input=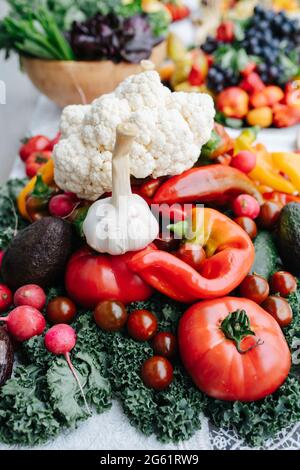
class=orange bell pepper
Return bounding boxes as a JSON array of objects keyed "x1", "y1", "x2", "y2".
[{"x1": 17, "y1": 159, "x2": 54, "y2": 220}]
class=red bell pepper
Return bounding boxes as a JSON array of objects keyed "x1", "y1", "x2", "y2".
[
  {"x1": 128, "y1": 208, "x2": 254, "y2": 303},
  {"x1": 153, "y1": 165, "x2": 264, "y2": 205},
  {"x1": 65, "y1": 246, "x2": 154, "y2": 308},
  {"x1": 263, "y1": 191, "x2": 300, "y2": 207}
]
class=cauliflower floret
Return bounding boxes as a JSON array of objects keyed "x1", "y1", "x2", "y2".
[
  {"x1": 54, "y1": 68, "x2": 215, "y2": 200},
  {"x1": 170, "y1": 92, "x2": 215, "y2": 147},
  {"x1": 114, "y1": 70, "x2": 171, "y2": 111},
  {"x1": 60, "y1": 105, "x2": 91, "y2": 139},
  {"x1": 82, "y1": 95, "x2": 131, "y2": 151}
]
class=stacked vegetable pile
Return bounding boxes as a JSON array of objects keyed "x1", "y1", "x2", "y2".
[
  {"x1": 165, "y1": 5, "x2": 300, "y2": 128},
  {"x1": 0, "y1": 0, "x2": 169, "y2": 63},
  {"x1": 2, "y1": 64, "x2": 300, "y2": 449}
]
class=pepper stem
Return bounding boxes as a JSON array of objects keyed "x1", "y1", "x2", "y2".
[
  {"x1": 111, "y1": 122, "x2": 138, "y2": 209},
  {"x1": 220, "y1": 309, "x2": 261, "y2": 354}
]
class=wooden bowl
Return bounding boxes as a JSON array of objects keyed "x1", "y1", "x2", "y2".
[{"x1": 21, "y1": 41, "x2": 166, "y2": 108}]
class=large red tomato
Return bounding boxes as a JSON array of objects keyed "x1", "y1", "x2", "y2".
[
  {"x1": 178, "y1": 297, "x2": 291, "y2": 401},
  {"x1": 65, "y1": 247, "x2": 153, "y2": 308}
]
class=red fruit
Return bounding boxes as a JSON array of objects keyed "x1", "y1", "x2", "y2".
[
  {"x1": 49, "y1": 194, "x2": 77, "y2": 218},
  {"x1": 241, "y1": 63, "x2": 256, "y2": 77},
  {"x1": 20, "y1": 135, "x2": 51, "y2": 162},
  {"x1": 14, "y1": 284, "x2": 46, "y2": 310},
  {"x1": 231, "y1": 150, "x2": 256, "y2": 174},
  {"x1": 233, "y1": 194, "x2": 260, "y2": 219},
  {"x1": 188, "y1": 64, "x2": 204, "y2": 86},
  {"x1": 240, "y1": 72, "x2": 265, "y2": 94},
  {"x1": 216, "y1": 21, "x2": 235, "y2": 43},
  {"x1": 0, "y1": 284, "x2": 13, "y2": 313},
  {"x1": 127, "y1": 309, "x2": 157, "y2": 342},
  {"x1": 141, "y1": 356, "x2": 173, "y2": 390},
  {"x1": 25, "y1": 151, "x2": 52, "y2": 178},
  {"x1": 3, "y1": 306, "x2": 46, "y2": 342},
  {"x1": 152, "y1": 332, "x2": 177, "y2": 358},
  {"x1": 217, "y1": 87, "x2": 249, "y2": 119}
]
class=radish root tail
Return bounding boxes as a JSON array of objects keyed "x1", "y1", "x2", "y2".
[{"x1": 65, "y1": 352, "x2": 92, "y2": 416}]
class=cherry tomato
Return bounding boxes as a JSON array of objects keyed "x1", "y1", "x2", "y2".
[
  {"x1": 257, "y1": 202, "x2": 281, "y2": 229},
  {"x1": 47, "y1": 297, "x2": 77, "y2": 324},
  {"x1": 127, "y1": 309, "x2": 157, "y2": 342},
  {"x1": 239, "y1": 274, "x2": 270, "y2": 304},
  {"x1": 141, "y1": 356, "x2": 173, "y2": 390},
  {"x1": 232, "y1": 194, "x2": 260, "y2": 219},
  {"x1": 154, "y1": 233, "x2": 180, "y2": 252},
  {"x1": 233, "y1": 216, "x2": 257, "y2": 239},
  {"x1": 176, "y1": 242, "x2": 206, "y2": 271},
  {"x1": 269, "y1": 271, "x2": 297, "y2": 297},
  {"x1": 19, "y1": 135, "x2": 51, "y2": 162},
  {"x1": 94, "y1": 300, "x2": 127, "y2": 331},
  {"x1": 262, "y1": 296, "x2": 293, "y2": 327},
  {"x1": 25, "y1": 195, "x2": 49, "y2": 222},
  {"x1": 152, "y1": 332, "x2": 177, "y2": 358},
  {"x1": 231, "y1": 150, "x2": 256, "y2": 174},
  {"x1": 25, "y1": 151, "x2": 52, "y2": 178},
  {"x1": 0, "y1": 284, "x2": 13, "y2": 313}
]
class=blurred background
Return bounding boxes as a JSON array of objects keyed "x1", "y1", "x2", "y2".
[
  {"x1": 0, "y1": 1, "x2": 38, "y2": 183},
  {"x1": 0, "y1": 0, "x2": 299, "y2": 183}
]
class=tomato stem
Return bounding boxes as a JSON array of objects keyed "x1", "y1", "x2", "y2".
[{"x1": 220, "y1": 309, "x2": 261, "y2": 354}]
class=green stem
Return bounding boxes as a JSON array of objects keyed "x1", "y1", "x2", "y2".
[{"x1": 220, "y1": 309, "x2": 262, "y2": 354}]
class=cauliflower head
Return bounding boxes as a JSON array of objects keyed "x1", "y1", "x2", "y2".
[{"x1": 53, "y1": 68, "x2": 215, "y2": 200}]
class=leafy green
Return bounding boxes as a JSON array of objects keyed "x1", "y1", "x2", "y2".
[
  {"x1": 0, "y1": 178, "x2": 28, "y2": 250},
  {"x1": 1, "y1": 0, "x2": 168, "y2": 59},
  {"x1": 0, "y1": 365, "x2": 60, "y2": 445},
  {"x1": 0, "y1": 7, "x2": 75, "y2": 60}
]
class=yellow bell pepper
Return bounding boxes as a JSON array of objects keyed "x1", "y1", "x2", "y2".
[
  {"x1": 249, "y1": 144, "x2": 296, "y2": 195},
  {"x1": 234, "y1": 128, "x2": 258, "y2": 154},
  {"x1": 17, "y1": 159, "x2": 55, "y2": 221},
  {"x1": 272, "y1": 152, "x2": 300, "y2": 193}
]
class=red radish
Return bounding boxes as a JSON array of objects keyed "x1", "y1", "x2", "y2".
[
  {"x1": 44, "y1": 324, "x2": 91, "y2": 415},
  {"x1": 0, "y1": 250, "x2": 4, "y2": 269},
  {"x1": 14, "y1": 284, "x2": 46, "y2": 310},
  {"x1": 49, "y1": 194, "x2": 78, "y2": 218},
  {"x1": 233, "y1": 194, "x2": 260, "y2": 219},
  {"x1": 231, "y1": 150, "x2": 256, "y2": 174},
  {"x1": 0, "y1": 306, "x2": 46, "y2": 341},
  {"x1": 0, "y1": 284, "x2": 13, "y2": 313}
]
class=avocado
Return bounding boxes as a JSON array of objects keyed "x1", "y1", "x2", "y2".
[
  {"x1": 251, "y1": 230, "x2": 281, "y2": 279},
  {"x1": 1, "y1": 217, "x2": 72, "y2": 289},
  {"x1": 278, "y1": 202, "x2": 300, "y2": 276}
]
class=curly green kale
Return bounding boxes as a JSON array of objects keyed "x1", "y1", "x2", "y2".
[{"x1": 0, "y1": 178, "x2": 28, "y2": 250}]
